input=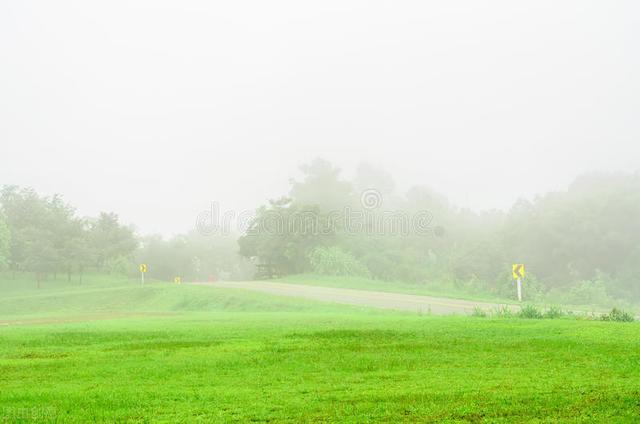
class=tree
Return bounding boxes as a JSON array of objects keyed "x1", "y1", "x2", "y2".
[
  {"x1": 88, "y1": 212, "x2": 137, "y2": 270},
  {"x1": 137, "y1": 231, "x2": 252, "y2": 282},
  {"x1": 60, "y1": 218, "x2": 93, "y2": 282},
  {"x1": 0, "y1": 214, "x2": 10, "y2": 271},
  {"x1": 0, "y1": 186, "x2": 61, "y2": 284},
  {"x1": 308, "y1": 246, "x2": 370, "y2": 277},
  {"x1": 290, "y1": 158, "x2": 354, "y2": 210},
  {"x1": 0, "y1": 186, "x2": 137, "y2": 285},
  {"x1": 238, "y1": 198, "x2": 336, "y2": 276}
]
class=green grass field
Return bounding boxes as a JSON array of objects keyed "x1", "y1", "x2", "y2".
[{"x1": 1, "y1": 274, "x2": 639, "y2": 422}]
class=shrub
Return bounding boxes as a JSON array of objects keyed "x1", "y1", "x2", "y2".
[
  {"x1": 600, "y1": 308, "x2": 635, "y2": 322},
  {"x1": 543, "y1": 306, "x2": 565, "y2": 319},
  {"x1": 471, "y1": 306, "x2": 487, "y2": 317},
  {"x1": 493, "y1": 270, "x2": 547, "y2": 302},
  {"x1": 566, "y1": 277, "x2": 614, "y2": 307},
  {"x1": 488, "y1": 305, "x2": 565, "y2": 320},
  {"x1": 518, "y1": 304, "x2": 543, "y2": 319},
  {"x1": 492, "y1": 306, "x2": 514, "y2": 318}
]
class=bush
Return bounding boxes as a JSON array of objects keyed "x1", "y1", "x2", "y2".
[
  {"x1": 518, "y1": 304, "x2": 543, "y2": 319},
  {"x1": 543, "y1": 305, "x2": 565, "y2": 319},
  {"x1": 492, "y1": 306, "x2": 514, "y2": 318},
  {"x1": 493, "y1": 270, "x2": 547, "y2": 302},
  {"x1": 600, "y1": 308, "x2": 635, "y2": 322},
  {"x1": 471, "y1": 306, "x2": 487, "y2": 318},
  {"x1": 486, "y1": 304, "x2": 567, "y2": 320},
  {"x1": 566, "y1": 277, "x2": 614, "y2": 307}
]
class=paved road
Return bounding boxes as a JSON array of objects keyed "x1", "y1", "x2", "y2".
[{"x1": 190, "y1": 281, "x2": 518, "y2": 315}]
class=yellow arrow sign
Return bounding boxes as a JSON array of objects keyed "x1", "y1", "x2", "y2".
[
  {"x1": 139, "y1": 264, "x2": 148, "y2": 273},
  {"x1": 512, "y1": 264, "x2": 524, "y2": 280},
  {"x1": 174, "y1": 277, "x2": 181, "y2": 284}
]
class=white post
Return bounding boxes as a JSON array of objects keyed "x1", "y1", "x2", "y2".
[
  {"x1": 141, "y1": 271, "x2": 145, "y2": 287},
  {"x1": 517, "y1": 278, "x2": 522, "y2": 302}
]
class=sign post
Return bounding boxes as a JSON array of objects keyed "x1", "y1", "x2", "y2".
[
  {"x1": 174, "y1": 276, "x2": 181, "y2": 285},
  {"x1": 139, "y1": 264, "x2": 148, "y2": 287},
  {"x1": 512, "y1": 264, "x2": 525, "y2": 302}
]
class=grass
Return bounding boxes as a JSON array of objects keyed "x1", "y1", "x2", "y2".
[
  {"x1": 0, "y1": 277, "x2": 359, "y2": 322},
  {"x1": 1, "y1": 275, "x2": 640, "y2": 422}
]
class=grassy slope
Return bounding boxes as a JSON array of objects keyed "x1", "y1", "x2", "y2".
[
  {"x1": 1, "y1": 275, "x2": 639, "y2": 422},
  {"x1": 0, "y1": 274, "x2": 359, "y2": 319}
]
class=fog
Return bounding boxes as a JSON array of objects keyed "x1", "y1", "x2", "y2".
[
  {"x1": 3, "y1": 4, "x2": 640, "y2": 418},
  {"x1": 2, "y1": 1, "x2": 639, "y2": 236}
]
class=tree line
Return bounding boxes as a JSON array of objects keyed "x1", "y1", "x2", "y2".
[
  {"x1": 0, "y1": 186, "x2": 251, "y2": 285},
  {"x1": 239, "y1": 159, "x2": 640, "y2": 305},
  {"x1": 3, "y1": 161, "x2": 638, "y2": 306},
  {"x1": 0, "y1": 186, "x2": 137, "y2": 286}
]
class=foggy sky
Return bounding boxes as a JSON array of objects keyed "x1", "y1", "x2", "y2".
[{"x1": 1, "y1": 1, "x2": 639, "y2": 235}]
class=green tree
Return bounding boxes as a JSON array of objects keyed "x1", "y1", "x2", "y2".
[
  {"x1": 88, "y1": 212, "x2": 137, "y2": 270},
  {"x1": 1, "y1": 186, "x2": 61, "y2": 285},
  {"x1": 239, "y1": 198, "x2": 336, "y2": 276},
  {"x1": 0, "y1": 214, "x2": 10, "y2": 271}
]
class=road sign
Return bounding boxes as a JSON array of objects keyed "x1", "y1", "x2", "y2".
[
  {"x1": 512, "y1": 264, "x2": 524, "y2": 280},
  {"x1": 512, "y1": 264, "x2": 525, "y2": 302},
  {"x1": 139, "y1": 264, "x2": 148, "y2": 287},
  {"x1": 174, "y1": 277, "x2": 181, "y2": 284}
]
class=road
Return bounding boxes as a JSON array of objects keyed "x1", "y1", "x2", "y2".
[{"x1": 190, "y1": 280, "x2": 518, "y2": 315}]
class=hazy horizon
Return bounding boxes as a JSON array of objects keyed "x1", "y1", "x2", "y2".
[{"x1": 2, "y1": 1, "x2": 639, "y2": 235}]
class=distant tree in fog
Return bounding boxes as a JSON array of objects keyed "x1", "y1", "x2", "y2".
[{"x1": 0, "y1": 213, "x2": 10, "y2": 271}]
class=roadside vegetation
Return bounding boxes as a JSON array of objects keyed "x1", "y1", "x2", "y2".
[{"x1": 472, "y1": 304, "x2": 636, "y2": 322}]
